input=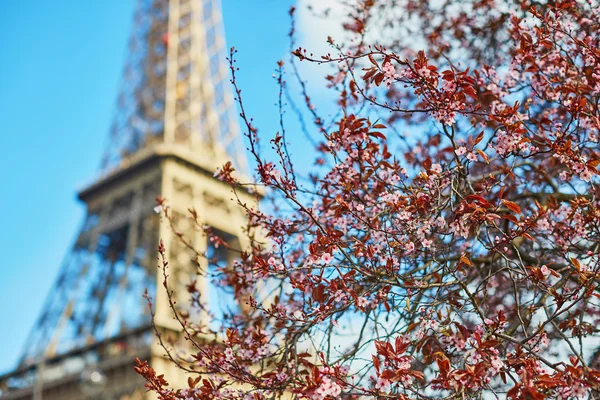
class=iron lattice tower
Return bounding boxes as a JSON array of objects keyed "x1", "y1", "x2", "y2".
[{"x1": 0, "y1": 0, "x2": 253, "y2": 398}]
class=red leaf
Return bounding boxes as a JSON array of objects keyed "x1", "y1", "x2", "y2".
[
  {"x1": 312, "y1": 285, "x2": 326, "y2": 303},
  {"x1": 372, "y1": 355, "x2": 380, "y2": 372},
  {"x1": 473, "y1": 131, "x2": 484, "y2": 145},
  {"x1": 502, "y1": 214, "x2": 519, "y2": 223},
  {"x1": 395, "y1": 336, "x2": 409, "y2": 354},
  {"x1": 502, "y1": 199, "x2": 521, "y2": 214},
  {"x1": 368, "y1": 54, "x2": 378, "y2": 66},
  {"x1": 380, "y1": 369, "x2": 396, "y2": 380},
  {"x1": 409, "y1": 370, "x2": 425, "y2": 380},
  {"x1": 459, "y1": 254, "x2": 473, "y2": 267},
  {"x1": 369, "y1": 131, "x2": 387, "y2": 140},
  {"x1": 463, "y1": 85, "x2": 478, "y2": 100}
]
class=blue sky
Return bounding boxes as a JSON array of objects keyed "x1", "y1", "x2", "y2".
[{"x1": 0, "y1": 0, "x2": 346, "y2": 374}]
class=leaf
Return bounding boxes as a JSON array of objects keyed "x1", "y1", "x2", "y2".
[
  {"x1": 405, "y1": 322, "x2": 419, "y2": 333},
  {"x1": 521, "y1": 232, "x2": 534, "y2": 241},
  {"x1": 463, "y1": 85, "x2": 478, "y2": 100},
  {"x1": 375, "y1": 340, "x2": 389, "y2": 356},
  {"x1": 442, "y1": 70, "x2": 455, "y2": 81},
  {"x1": 435, "y1": 354, "x2": 450, "y2": 375},
  {"x1": 466, "y1": 194, "x2": 494, "y2": 208},
  {"x1": 476, "y1": 149, "x2": 489, "y2": 164},
  {"x1": 395, "y1": 336, "x2": 409, "y2": 354},
  {"x1": 502, "y1": 199, "x2": 521, "y2": 214},
  {"x1": 571, "y1": 258, "x2": 581, "y2": 272},
  {"x1": 369, "y1": 131, "x2": 387, "y2": 140},
  {"x1": 459, "y1": 254, "x2": 473, "y2": 267},
  {"x1": 362, "y1": 68, "x2": 377, "y2": 81},
  {"x1": 368, "y1": 53, "x2": 378, "y2": 66},
  {"x1": 473, "y1": 131, "x2": 484, "y2": 145},
  {"x1": 498, "y1": 187, "x2": 505, "y2": 199},
  {"x1": 409, "y1": 370, "x2": 425, "y2": 380},
  {"x1": 372, "y1": 355, "x2": 380, "y2": 372},
  {"x1": 570, "y1": 355, "x2": 579, "y2": 366},
  {"x1": 588, "y1": 159, "x2": 600, "y2": 169},
  {"x1": 312, "y1": 285, "x2": 326, "y2": 303},
  {"x1": 380, "y1": 370, "x2": 396, "y2": 380}
]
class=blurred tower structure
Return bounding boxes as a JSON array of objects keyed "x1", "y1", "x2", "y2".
[{"x1": 0, "y1": 0, "x2": 253, "y2": 398}]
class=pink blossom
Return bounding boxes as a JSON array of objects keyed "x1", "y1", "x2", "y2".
[
  {"x1": 357, "y1": 296, "x2": 368, "y2": 309},
  {"x1": 489, "y1": 356, "x2": 504, "y2": 375},
  {"x1": 580, "y1": 168, "x2": 593, "y2": 182},
  {"x1": 455, "y1": 146, "x2": 468, "y2": 156},
  {"x1": 312, "y1": 376, "x2": 341, "y2": 399},
  {"x1": 321, "y1": 253, "x2": 333, "y2": 263},
  {"x1": 540, "y1": 265, "x2": 550, "y2": 277},
  {"x1": 375, "y1": 377, "x2": 391, "y2": 391}
]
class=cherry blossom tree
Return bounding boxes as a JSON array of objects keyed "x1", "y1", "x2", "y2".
[{"x1": 136, "y1": 0, "x2": 600, "y2": 398}]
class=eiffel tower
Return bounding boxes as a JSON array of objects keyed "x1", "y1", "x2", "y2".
[{"x1": 0, "y1": 0, "x2": 254, "y2": 398}]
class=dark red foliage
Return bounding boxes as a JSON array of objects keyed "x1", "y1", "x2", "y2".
[{"x1": 137, "y1": 1, "x2": 600, "y2": 398}]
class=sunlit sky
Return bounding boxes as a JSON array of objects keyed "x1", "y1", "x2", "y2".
[{"x1": 0, "y1": 0, "x2": 342, "y2": 374}]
